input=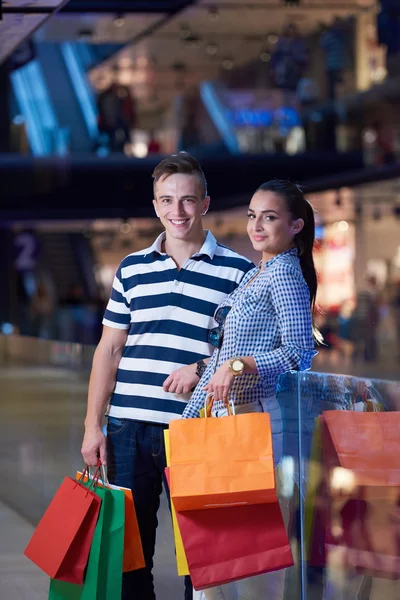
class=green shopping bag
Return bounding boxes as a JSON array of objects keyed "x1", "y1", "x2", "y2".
[{"x1": 49, "y1": 482, "x2": 125, "y2": 599}]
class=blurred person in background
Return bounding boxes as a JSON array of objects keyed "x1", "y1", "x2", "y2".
[
  {"x1": 147, "y1": 131, "x2": 162, "y2": 155},
  {"x1": 337, "y1": 298, "x2": 356, "y2": 366},
  {"x1": 30, "y1": 281, "x2": 55, "y2": 339},
  {"x1": 97, "y1": 82, "x2": 136, "y2": 152},
  {"x1": 353, "y1": 276, "x2": 380, "y2": 363},
  {"x1": 319, "y1": 18, "x2": 349, "y2": 102},
  {"x1": 272, "y1": 23, "x2": 307, "y2": 102},
  {"x1": 81, "y1": 152, "x2": 253, "y2": 600},
  {"x1": 377, "y1": 0, "x2": 400, "y2": 77}
]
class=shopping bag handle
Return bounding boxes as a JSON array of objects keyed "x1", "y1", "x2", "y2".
[
  {"x1": 346, "y1": 382, "x2": 380, "y2": 413},
  {"x1": 75, "y1": 462, "x2": 102, "y2": 495},
  {"x1": 204, "y1": 393, "x2": 235, "y2": 417}
]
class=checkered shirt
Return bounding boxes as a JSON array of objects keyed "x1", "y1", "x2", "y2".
[{"x1": 182, "y1": 248, "x2": 317, "y2": 419}]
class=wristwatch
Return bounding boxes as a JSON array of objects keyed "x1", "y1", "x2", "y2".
[
  {"x1": 195, "y1": 359, "x2": 207, "y2": 379},
  {"x1": 229, "y1": 357, "x2": 245, "y2": 377}
]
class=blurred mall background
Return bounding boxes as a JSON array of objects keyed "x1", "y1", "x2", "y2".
[
  {"x1": 1, "y1": 0, "x2": 400, "y2": 378},
  {"x1": 1, "y1": 2, "x2": 400, "y2": 599}
]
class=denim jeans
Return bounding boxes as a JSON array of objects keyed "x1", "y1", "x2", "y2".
[{"x1": 106, "y1": 417, "x2": 193, "y2": 600}]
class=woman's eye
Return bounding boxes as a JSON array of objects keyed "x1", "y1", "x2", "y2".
[
  {"x1": 247, "y1": 214, "x2": 254, "y2": 219},
  {"x1": 264, "y1": 216, "x2": 276, "y2": 221}
]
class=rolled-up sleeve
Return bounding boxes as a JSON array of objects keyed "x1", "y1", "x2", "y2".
[
  {"x1": 253, "y1": 264, "x2": 316, "y2": 379},
  {"x1": 102, "y1": 264, "x2": 131, "y2": 330}
]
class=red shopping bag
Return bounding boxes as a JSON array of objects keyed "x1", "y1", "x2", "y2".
[
  {"x1": 165, "y1": 468, "x2": 293, "y2": 590},
  {"x1": 24, "y1": 476, "x2": 101, "y2": 584},
  {"x1": 322, "y1": 411, "x2": 400, "y2": 486}
]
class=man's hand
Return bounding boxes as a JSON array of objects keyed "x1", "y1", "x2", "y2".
[
  {"x1": 81, "y1": 427, "x2": 107, "y2": 466},
  {"x1": 163, "y1": 363, "x2": 199, "y2": 395}
]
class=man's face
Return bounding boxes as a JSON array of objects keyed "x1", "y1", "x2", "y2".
[{"x1": 153, "y1": 173, "x2": 210, "y2": 242}]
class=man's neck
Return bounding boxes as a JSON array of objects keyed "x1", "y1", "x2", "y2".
[{"x1": 163, "y1": 231, "x2": 207, "y2": 269}]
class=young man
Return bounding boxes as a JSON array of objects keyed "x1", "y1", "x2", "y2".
[{"x1": 81, "y1": 152, "x2": 253, "y2": 600}]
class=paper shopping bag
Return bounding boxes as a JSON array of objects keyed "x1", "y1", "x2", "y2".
[
  {"x1": 24, "y1": 477, "x2": 101, "y2": 584},
  {"x1": 164, "y1": 430, "x2": 189, "y2": 576},
  {"x1": 76, "y1": 471, "x2": 144, "y2": 573},
  {"x1": 165, "y1": 468, "x2": 293, "y2": 590},
  {"x1": 322, "y1": 410, "x2": 400, "y2": 486},
  {"x1": 169, "y1": 412, "x2": 276, "y2": 512},
  {"x1": 49, "y1": 483, "x2": 125, "y2": 600}
]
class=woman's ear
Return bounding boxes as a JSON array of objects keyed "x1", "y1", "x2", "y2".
[{"x1": 292, "y1": 218, "x2": 304, "y2": 235}]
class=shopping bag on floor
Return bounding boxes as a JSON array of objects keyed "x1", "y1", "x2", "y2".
[
  {"x1": 165, "y1": 468, "x2": 293, "y2": 590},
  {"x1": 322, "y1": 410, "x2": 400, "y2": 486},
  {"x1": 169, "y1": 409, "x2": 276, "y2": 511},
  {"x1": 24, "y1": 475, "x2": 101, "y2": 584},
  {"x1": 76, "y1": 470, "x2": 145, "y2": 573},
  {"x1": 49, "y1": 482, "x2": 125, "y2": 600},
  {"x1": 163, "y1": 430, "x2": 190, "y2": 576}
]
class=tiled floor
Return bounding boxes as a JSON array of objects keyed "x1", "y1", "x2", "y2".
[{"x1": 0, "y1": 501, "x2": 49, "y2": 599}]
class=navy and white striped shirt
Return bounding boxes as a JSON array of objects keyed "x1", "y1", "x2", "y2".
[
  {"x1": 103, "y1": 231, "x2": 253, "y2": 424},
  {"x1": 182, "y1": 249, "x2": 317, "y2": 419}
]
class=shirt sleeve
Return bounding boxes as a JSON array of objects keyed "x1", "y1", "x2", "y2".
[
  {"x1": 102, "y1": 263, "x2": 131, "y2": 330},
  {"x1": 253, "y1": 264, "x2": 316, "y2": 378}
]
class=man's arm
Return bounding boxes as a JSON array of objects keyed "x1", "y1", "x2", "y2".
[
  {"x1": 163, "y1": 358, "x2": 211, "y2": 394},
  {"x1": 81, "y1": 326, "x2": 128, "y2": 466}
]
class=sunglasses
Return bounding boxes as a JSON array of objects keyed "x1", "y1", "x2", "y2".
[{"x1": 208, "y1": 306, "x2": 231, "y2": 348}]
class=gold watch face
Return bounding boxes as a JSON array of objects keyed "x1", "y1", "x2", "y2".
[{"x1": 231, "y1": 359, "x2": 244, "y2": 373}]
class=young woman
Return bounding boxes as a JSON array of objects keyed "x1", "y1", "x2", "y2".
[{"x1": 182, "y1": 179, "x2": 320, "y2": 600}]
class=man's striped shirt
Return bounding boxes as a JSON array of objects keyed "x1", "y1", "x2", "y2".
[{"x1": 103, "y1": 231, "x2": 253, "y2": 424}]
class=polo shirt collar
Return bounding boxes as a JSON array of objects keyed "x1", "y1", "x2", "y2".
[{"x1": 150, "y1": 230, "x2": 217, "y2": 260}]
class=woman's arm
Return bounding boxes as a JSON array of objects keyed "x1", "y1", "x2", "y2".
[{"x1": 197, "y1": 264, "x2": 316, "y2": 402}]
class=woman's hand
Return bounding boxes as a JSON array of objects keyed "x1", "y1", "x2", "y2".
[{"x1": 203, "y1": 361, "x2": 234, "y2": 402}]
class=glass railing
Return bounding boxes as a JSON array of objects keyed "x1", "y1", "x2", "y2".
[{"x1": 1, "y1": 334, "x2": 399, "y2": 599}]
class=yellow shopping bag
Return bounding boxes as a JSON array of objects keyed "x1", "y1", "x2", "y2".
[{"x1": 164, "y1": 430, "x2": 189, "y2": 576}]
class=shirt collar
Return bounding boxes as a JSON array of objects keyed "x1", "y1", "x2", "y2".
[
  {"x1": 258, "y1": 247, "x2": 298, "y2": 270},
  {"x1": 148, "y1": 230, "x2": 216, "y2": 260}
]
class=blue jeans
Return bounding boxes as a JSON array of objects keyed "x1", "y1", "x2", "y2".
[{"x1": 106, "y1": 417, "x2": 193, "y2": 600}]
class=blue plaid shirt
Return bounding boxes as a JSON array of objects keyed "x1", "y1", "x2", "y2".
[{"x1": 182, "y1": 248, "x2": 317, "y2": 419}]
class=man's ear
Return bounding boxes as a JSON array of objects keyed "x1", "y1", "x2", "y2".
[
  {"x1": 202, "y1": 196, "x2": 211, "y2": 216},
  {"x1": 153, "y1": 199, "x2": 160, "y2": 218}
]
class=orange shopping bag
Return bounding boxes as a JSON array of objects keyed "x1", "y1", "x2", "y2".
[
  {"x1": 322, "y1": 410, "x2": 400, "y2": 486},
  {"x1": 76, "y1": 470, "x2": 145, "y2": 572},
  {"x1": 169, "y1": 399, "x2": 276, "y2": 512}
]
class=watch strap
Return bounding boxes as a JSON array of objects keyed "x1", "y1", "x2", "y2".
[{"x1": 196, "y1": 359, "x2": 207, "y2": 379}]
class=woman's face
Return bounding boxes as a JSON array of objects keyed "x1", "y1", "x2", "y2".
[{"x1": 247, "y1": 190, "x2": 304, "y2": 263}]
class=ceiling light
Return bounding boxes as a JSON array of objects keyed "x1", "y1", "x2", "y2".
[
  {"x1": 208, "y1": 6, "x2": 219, "y2": 21},
  {"x1": 222, "y1": 58, "x2": 234, "y2": 70},
  {"x1": 337, "y1": 221, "x2": 349, "y2": 232},
  {"x1": 206, "y1": 42, "x2": 219, "y2": 56},
  {"x1": 267, "y1": 33, "x2": 279, "y2": 45},
  {"x1": 260, "y1": 51, "x2": 271, "y2": 63},
  {"x1": 114, "y1": 14, "x2": 125, "y2": 28}
]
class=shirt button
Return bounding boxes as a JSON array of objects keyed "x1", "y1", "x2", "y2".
[{"x1": 174, "y1": 280, "x2": 180, "y2": 286}]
